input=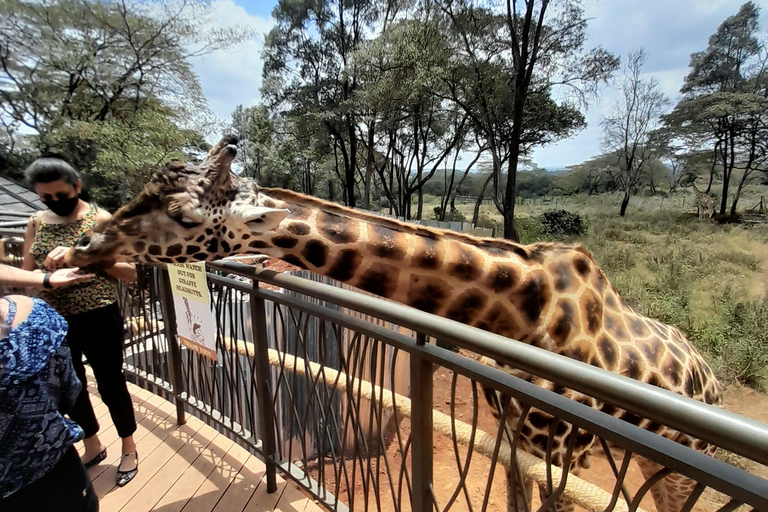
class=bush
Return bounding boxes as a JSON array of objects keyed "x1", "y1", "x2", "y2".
[
  {"x1": 433, "y1": 206, "x2": 467, "y2": 223},
  {"x1": 475, "y1": 213, "x2": 498, "y2": 229},
  {"x1": 538, "y1": 209, "x2": 587, "y2": 236},
  {"x1": 516, "y1": 217, "x2": 547, "y2": 244}
]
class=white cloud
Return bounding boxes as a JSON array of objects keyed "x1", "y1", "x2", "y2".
[{"x1": 188, "y1": 0, "x2": 274, "y2": 128}]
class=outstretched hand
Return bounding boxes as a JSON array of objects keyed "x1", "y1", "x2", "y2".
[
  {"x1": 44, "y1": 246, "x2": 71, "y2": 270},
  {"x1": 49, "y1": 268, "x2": 94, "y2": 288}
]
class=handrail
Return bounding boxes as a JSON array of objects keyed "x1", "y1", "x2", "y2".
[{"x1": 208, "y1": 259, "x2": 768, "y2": 467}]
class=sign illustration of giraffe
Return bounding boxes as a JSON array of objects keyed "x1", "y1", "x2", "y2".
[{"x1": 66, "y1": 136, "x2": 722, "y2": 512}]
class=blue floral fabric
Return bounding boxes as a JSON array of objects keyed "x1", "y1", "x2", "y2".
[{"x1": 0, "y1": 297, "x2": 84, "y2": 498}]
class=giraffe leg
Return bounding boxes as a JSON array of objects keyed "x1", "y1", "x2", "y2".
[
  {"x1": 506, "y1": 466, "x2": 533, "y2": 512},
  {"x1": 637, "y1": 457, "x2": 699, "y2": 512},
  {"x1": 534, "y1": 457, "x2": 586, "y2": 512},
  {"x1": 537, "y1": 482, "x2": 576, "y2": 512}
]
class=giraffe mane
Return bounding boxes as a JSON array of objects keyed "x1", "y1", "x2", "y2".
[{"x1": 264, "y1": 188, "x2": 595, "y2": 261}]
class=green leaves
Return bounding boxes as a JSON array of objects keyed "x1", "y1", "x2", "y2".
[
  {"x1": 0, "y1": 0, "x2": 247, "y2": 210},
  {"x1": 50, "y1": 108, "x2": 202, "y2": 212},
  {"x1": 664, "y1": 2, "x2": 768, "y2": 216}
]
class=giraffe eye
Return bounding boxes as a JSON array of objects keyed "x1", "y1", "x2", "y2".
[{"x1": 174, "y1": 217, "x2": 203, "y2": 229}]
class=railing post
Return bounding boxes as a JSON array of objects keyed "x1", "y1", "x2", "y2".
[
  {"x1": 250, "y1": 283, "x2": 278, "y2": 493},
  {"x1": 411, "y1": 333, "x2": 434, "y2": 512},
  {"x1": 157, "y1": 267, "x2": 186, "y2": 425}
]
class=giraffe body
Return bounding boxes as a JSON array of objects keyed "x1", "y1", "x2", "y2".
[
  {"x1": 66, "y1": 137, "x2": 722, "y2": 512},
  {"x1": 691, "y1": 184, "x2": 717, "y2": 220}
]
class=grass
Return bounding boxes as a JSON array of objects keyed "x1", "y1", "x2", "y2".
[{"x1": 425, "y1": 186, "x2": 768, "y2": 388}]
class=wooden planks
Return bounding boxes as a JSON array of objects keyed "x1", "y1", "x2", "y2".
[{"x1": 80, "y1": 375, "x2": 327, "y2": 512}]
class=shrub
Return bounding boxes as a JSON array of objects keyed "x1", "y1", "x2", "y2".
[
  {"x1": 538, "y1": 209, "x2": 587, "y2": 236},
  {"x1": 475, "y1": 213, "x2": 498, "y2": 229},
  {"x1": 433, "y1": 206, "x2": 467, "y2": 223},
  {"x1": 515, "y1": 217, "x2": 547, "y2": 244}
]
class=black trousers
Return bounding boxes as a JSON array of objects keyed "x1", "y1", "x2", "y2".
[
  {"x1": 0, "y1": 446, "x2": 99, "y2": 512},
  {"x1": 67, "y1": 302, "x2": 137, "y2": 439}
]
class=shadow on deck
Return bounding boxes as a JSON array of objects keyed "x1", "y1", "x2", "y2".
[{"x1": 80, "y1": 375, "x2": 324, "y2": 512}]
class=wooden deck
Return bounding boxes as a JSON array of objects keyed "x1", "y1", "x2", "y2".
[{"x1": 80, "y1": 374, "x2": 326, "y2": 512}]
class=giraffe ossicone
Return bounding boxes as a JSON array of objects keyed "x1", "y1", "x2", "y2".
[{"x1": 66, "y1": 136, "x2": 722, "y2": 512}]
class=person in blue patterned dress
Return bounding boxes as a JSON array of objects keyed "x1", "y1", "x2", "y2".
[{"x1": 0, "y1": 291, "x2": 99, "y2": 512}]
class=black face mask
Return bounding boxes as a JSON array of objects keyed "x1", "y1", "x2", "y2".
[{"x1": 43, "y1": 196, "x2": 79, "y2": 217}]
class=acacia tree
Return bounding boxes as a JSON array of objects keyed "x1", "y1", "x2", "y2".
[
  {"x1": 442, "y1": 0, "x2": 616, "y2": 240},
  {"x1": 601, "y1": 49, "x2": 669, "y2": 216},
  {"x1": 665, "y1": 2, "x2": 768, "y2": 216}
]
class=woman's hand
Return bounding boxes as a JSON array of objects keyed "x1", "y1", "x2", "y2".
[
  {"x1": 49, "y1": 268, "x2": 95, "y2": 288},
  {"x1": 44, "y1": 246, "x2": 71, "y2": 270}
]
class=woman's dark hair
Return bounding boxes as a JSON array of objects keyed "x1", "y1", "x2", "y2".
[{"x1": 24, "y1": 151, "x2": 81, "y2": 188}]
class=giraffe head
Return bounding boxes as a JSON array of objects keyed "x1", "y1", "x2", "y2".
[{"x1": 66, "y1": 135, "x2": 290, "y2": 269}]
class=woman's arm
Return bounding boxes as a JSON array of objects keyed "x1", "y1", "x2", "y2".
[
  {"x1": 22, "y1": 215, "x2": 38, "y2": 271},
  {"x1": 96, "y1": 209, "x2": 137, "y2": 282},
  {"x1": 0, "y1": 264, "x2": 94, "y2": 289}
]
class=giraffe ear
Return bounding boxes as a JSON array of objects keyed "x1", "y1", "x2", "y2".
[{"x1": 238, "y1": 206, "x2": 290, "y2": 232}]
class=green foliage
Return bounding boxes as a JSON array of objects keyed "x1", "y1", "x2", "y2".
[
  {"x1": 664, "y1": 2, "x2": 768, "y2": 216},
  {"x1": 49, "y1": 109, "x2": 205, "y2": 211},
  {"x1": 578, "y1": 210, "x2": 768, "y2": 388},
  {"x1": 433, "y1": 206, "x2": 466, "y2": 223},
  {"x1": 538, "y1": 209, "x2": 587, "y2": 236},
  {"x1": 515, "y1": 217, "x2": 548, "y2": 244},
  {"x1": 0, "y1": 0, "x2": 247, "y2": 209},
  {"x1": 260, "y1": 0, "x2": 616, "y2": 226}
]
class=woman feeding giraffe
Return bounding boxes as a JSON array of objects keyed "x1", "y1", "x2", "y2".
[{"x1": 22, "y1": 153, "x2": 140, "y2": 487}]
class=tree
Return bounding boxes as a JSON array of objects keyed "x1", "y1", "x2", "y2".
[
  {"x1": 1, "y1": 0, "x2": 244, "y2": 135},
  {"x1": 229, "y1": 105, "x2": 274, "y2": 180},
  {"x1": 52, "y1": 103, "x2": 207, "y2": 211},
  {"x1": 442, "y1": 0, "x2": 616, "y2": 240},
  {"x1": 0, "y1": 0, "x2": 247, "y2": 208},
  {"x1": 262, "y1": 0, "x2": 397, "y2": 208},
  {"x1": 602, "y1": 49, "x2": 669, "y2": 216},
  {"x1": 665, "y1": 2, "x2": 767, "y2": 216}
]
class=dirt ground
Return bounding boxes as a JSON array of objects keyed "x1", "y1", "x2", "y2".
[
  {"x1": 430, "y1": 368, "x2": 768, "y2": 512},
  {"x1": 259, "y1": 258, "x2": 767, "y2": 512},
  {"x1": 314, "y1": 369, "x2": 767, "y2": 512}
]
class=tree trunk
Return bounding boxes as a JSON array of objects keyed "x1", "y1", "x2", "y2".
[
  {"x1": 417, "y1": 184, "x2": 424, "y2": 220},
  {"x1": 503, "y1": 76, "x2": 527, "y2": 242},
  {"x1": 705, "y1": 146, "x2": 717, "y2": 195},
  {"x1": 503, "y1": 164, "x2": 520, "y2": 240},
  {"x1": 719, "y1": 130, "x2": 734, "y2": 216},
  {"x1": 731, "y1": 166, "x2": 753, "y2": 217},
  {"x1": 363, "y1": 122, "x2": 375, "y2": 210},
  {"x1": 406, "y1": 195, "x2": 412, "y2": 220},
  {"x1": 619, "y1": 190, "x2": 631, "y2": 217},
  {"x1": 473, "y1": 173, "x2": 494, "y2": 225},
  {"x1": 346, "y1": 120, "x2": 358, "y2": 208}
]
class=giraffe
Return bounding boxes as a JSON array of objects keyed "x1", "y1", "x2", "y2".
[
  {"x1": 65, "y1": 136, "x2": 723, "y2": 512},
  {"x1": 691, "y1": 183, "x2": 717, "y2": 220}
]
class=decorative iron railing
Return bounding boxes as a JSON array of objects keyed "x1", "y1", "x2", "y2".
[{"x1": 115, "y1": 260, "x2": 768, "y2": 512}]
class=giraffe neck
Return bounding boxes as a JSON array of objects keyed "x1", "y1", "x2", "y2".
[{"x1": 252, "y1": 189, "x2": 573, "y2": 343}]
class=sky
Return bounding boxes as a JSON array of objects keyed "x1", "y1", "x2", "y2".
[{"x1": 189, "y1": 0, "x2": 768, "y2": 170}]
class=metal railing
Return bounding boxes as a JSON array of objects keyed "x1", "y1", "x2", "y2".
[{"x1": 115, "y1": 259, "x2": 768, "y2": 512}]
